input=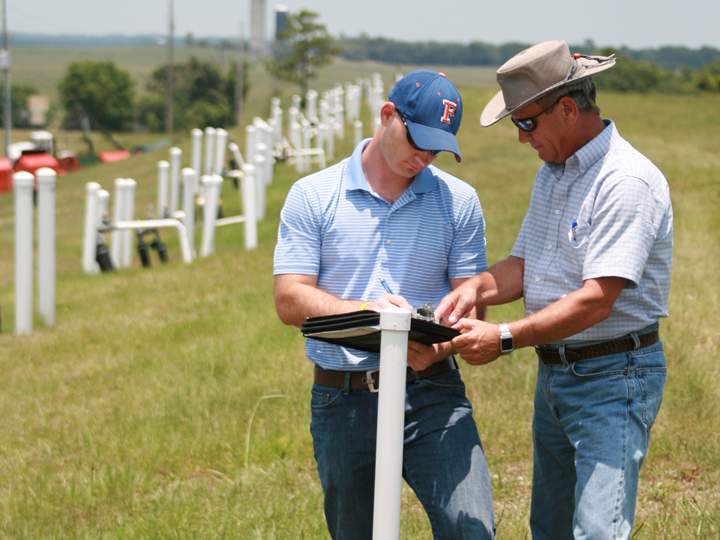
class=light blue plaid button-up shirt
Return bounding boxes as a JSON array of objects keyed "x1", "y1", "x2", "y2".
[
  {"x1": 274, "y1": 139, "x2": 488, "y2": 370},
  {"x1": 511, "y1": 120, "x2": 673, "y2": 343}
]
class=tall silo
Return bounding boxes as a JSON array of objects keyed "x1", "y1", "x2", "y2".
[{"x1": 250, "y1": 0, "x2": 266, "y2": 55}]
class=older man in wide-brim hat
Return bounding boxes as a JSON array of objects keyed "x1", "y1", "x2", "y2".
[{"x1": 436, "y1": 40, "x2": 674, "y2": 540}]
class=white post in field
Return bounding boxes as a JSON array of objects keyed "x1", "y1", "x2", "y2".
[
  {"x1": 245, "y1": 124, "x2": 256, "y2": 166},
  {"x1": 253, "y1": 153, "x2": 266, "y2": 221},
  {"x1": 169, "y1": 147, "x2": 182, "y2": 214},
  {"x1": 157, "y1": 160, "x2": 169, "y2": 217},
  {"x1": 121, "y1": 179, "x2": 136, "y2": 269},
  {"x1": 241, "y1": 163, "x2": 258, "y2": 251},
  {"x1": 204, "y1": 127, "x2": 216, "y2": 175},
  {"x1": 36, "y1": 167, "x2": 56, "y2": 326},
  {"x1": 191, "y1": 128, "x2": 203, "y2": 194},
  {"x1": 215, "y1": 128, "x2": 228, "y2": 175},
  {"x1": 111, "y1": 178, "x2": 126, "y2": 268},
  {"x1": 83, "y1": 181, "x2": 102, "y2": 275},
  {"x1": 200, "y1": 174, "x2": 222, "y2": 257},
  {"x1": 14, "y1": 171, "x2": 35, "y2": 334},
  {"x1": 372, "y1": 307, "x2": 412, "y2": 540},
  {"x1": 181, "y1": 167, "x2": 196, "y2": 259}
]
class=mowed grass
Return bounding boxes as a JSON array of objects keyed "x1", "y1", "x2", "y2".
[{"x1": 0, "y1": 52, "x2": 719, "y2": 538}]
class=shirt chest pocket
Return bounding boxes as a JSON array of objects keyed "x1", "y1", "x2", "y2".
[{"x1": 558, "y1": 219, "x2": 591, "y2": 281}]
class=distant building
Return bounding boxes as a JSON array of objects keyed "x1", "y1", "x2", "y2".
[
  {"x1": 250, "y1": 0, "x2": 266, "y2": 55},
  {"x1": 275, "y1": 4, "x2": 289, "y2": 38}
]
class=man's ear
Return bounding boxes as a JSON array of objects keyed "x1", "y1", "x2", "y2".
[
  {"x1": 379, "y1": 102, "x2": 397, "y2": 126},
  {"x1": 558, "y1": 95, "x2": 580, "y2": 125}
]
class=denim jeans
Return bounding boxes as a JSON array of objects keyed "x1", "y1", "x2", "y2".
[
  {"x1": 530, "y1": 328, "x2": 666, "y2": 540},
  {"x1": 310, "y1": 368, "x2": 495, "y2": 540}
]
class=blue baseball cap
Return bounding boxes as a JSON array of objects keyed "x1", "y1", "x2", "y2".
[{"x1": 388, "y1": 70, "x2": 463, "y2": 162}]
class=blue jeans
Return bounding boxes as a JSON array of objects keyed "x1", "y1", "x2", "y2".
[
  {"x1": 530, "y1": 329, "x2": 666, "y2": 540},
  {"x1": 311, "y1": 368, "x2": 495, "y2": 540}
]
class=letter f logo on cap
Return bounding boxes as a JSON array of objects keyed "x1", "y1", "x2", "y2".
[{"x1": 441, "y1": 99, "x2": 457, "y2": 124}]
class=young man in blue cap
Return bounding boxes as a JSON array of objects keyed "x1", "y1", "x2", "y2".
[{"x1": 274, "y1": 71, "x2": 495, "y2": 539}]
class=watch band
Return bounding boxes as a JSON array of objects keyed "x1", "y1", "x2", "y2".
[{"x1": 499, "y1": 323, "x2": 514, "y2": 355}]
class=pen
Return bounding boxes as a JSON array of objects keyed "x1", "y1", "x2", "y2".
[
  {"x1": 571, "y1": 219, "x2": 578, "y2": 240},
  {"x1": 379, "y1": 277, "x2": 396, "y2": 295}
]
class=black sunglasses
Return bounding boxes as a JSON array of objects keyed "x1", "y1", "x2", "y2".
[
  {"x1": 511, "y1": 90, "x2": 600, "y2": 132},
  {"x1": 397, "y1": 110, "x2": 443, "y2": 156},
  {"x1": 510, "y1": 99, "x2": 558, "y2": 132}
]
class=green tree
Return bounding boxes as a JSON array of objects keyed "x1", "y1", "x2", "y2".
[
  {"x1": 0, "y1": 83, "x2": 40, "y2": 128},
  {"x1": 136, "y1": 56, "x2": 250, "y2": 132},
  {"x1": 593, "y1": 47, "x2": 686, "y2": 94},
  {"x1": 58, "y1": 60, "x2": 135, "y2": 131},
  {"x1": 694, "y1": 58, "x2": 720, "y2": 91},
  {"x1": 266, "y1": 10, "x2": 342, "y2": 95}
]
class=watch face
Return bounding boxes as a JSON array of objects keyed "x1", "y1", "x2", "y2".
[{"x1": 501, "y1": 336, "x2": 513, "y2": 352}]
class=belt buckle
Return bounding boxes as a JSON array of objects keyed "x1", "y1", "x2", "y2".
[{"x1": 363, "y1": 370, "x2": 379, "y2": 393}]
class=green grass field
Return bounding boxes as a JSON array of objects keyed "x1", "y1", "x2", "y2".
[{"x1": 0, "y1": 50, "x2": 718, "y2": 538}]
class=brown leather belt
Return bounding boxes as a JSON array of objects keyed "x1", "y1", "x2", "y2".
[
  {"x1": 314, "y1": 357, "x2": 458, "y2": 393},
  {"x1": 536, "y1": 329, "x2": 659, "y2": 365}
]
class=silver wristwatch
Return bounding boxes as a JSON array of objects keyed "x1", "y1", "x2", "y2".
[{"x1": 499, "y1": 323, "x2": 514, "y2": 355}]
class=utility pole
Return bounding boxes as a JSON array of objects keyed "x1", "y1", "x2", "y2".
[
  {"x1": 165, "y1": 0, "x2": 174, "y2": 134},
  {"x1": 2, "y1": 0, "x2": 10, "y2": 157},
  {"x1": 235, "y1": 21, "x2": 244, "y2": 127}
]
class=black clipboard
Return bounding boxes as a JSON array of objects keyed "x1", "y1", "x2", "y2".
[{"x1": 301, "y1": 311, "x2": 460, "y2": 353}]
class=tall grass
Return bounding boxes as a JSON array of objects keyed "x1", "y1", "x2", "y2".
[{"x1": 0, "y1": 54, "x2": 718, "y2": 538}]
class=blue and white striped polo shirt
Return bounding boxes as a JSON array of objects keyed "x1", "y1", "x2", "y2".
[
  {"x1": 274, "y1": 139, "x2": 488, "y2": 370},
  {"x1": 511, "y1": 121, "x2": 673, "y2": 343}
]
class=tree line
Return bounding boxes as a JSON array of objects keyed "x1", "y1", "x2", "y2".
[
  {"x1": 337, "y1": 36, "x2": 719, "y2": 71},
  {"x1": 4, "y1": 14, "x2": 719, "y2": 133}
]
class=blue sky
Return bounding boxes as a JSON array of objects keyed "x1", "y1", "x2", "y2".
[{"x1": 9, "y1": 0, "x2": 720, "y2": 49}]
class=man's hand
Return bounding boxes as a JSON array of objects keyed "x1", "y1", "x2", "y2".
[
  {"x1": 364, "y1": 293, "x2": 413, "y2": 312},
  {"x1": 451, "y1": 319, "x2": 502, "y2": 365},
  {"x1": 406, "y1": 341, "x2": 453, "y2": 372},
  {"x1": 434, "y1": 282, "x2": 478, "y2": 326}
]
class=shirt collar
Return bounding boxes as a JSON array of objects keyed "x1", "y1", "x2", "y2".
[{"x1": 346, "y1": 138, "x2": 436, "y2": 195}]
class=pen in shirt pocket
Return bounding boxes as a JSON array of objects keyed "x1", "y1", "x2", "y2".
[{"x1": 571, "y1": 219, "x2": 578, "y2": 240}]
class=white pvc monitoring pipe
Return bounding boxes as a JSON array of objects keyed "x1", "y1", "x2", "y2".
[
  {"x1": 373, "y1": 307, "x2": 412, "y2": 540},
  {"x1": 181, "y1": 167, "x2": 196, "y2": 259},
  {"x1": 14, "y1": 171, "x2": 35, "y2": 334},
  {"x1": 169, "y1": 147, "x2": 182, "y2": 215},
  {"x1": 200, "y1": 174, "x2": 223, "y2": 257},
  {"x1": 215, "y1": 128, "x2": 228, "y2": 175},
  {"x1": 36, "y1": 167, "x2": 56, "y2": 326},
  {"x1": 112, "y1": 219, "x2": 192, "y2": 264},
  {"x1": 156, "y1": 161, "x2": 169, "y2": 217},
  {"x1": 121, "y1": 179, "x2": 136, "y2": 269},
  {"x1": 204, "y1": 127, "x2": 216, "y2": 175},
  {"x1": 191, "y1": 128, "x2": 203, "y2": 195},
  {"x1": 83, "y1": 181, "x2": 101, "y2": 275}
]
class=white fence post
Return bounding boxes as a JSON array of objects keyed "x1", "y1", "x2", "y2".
[
  {"x1": 169, "y1": 147, "x2": 182, "y2": 214},
  {"x1": 14, "y1": 171, "x2": 35, "y2": 334},
  {"x1": 372, "y1": 307, "x2": 412, "y2": 540},
  {"x1": 182, "y1": 167, "x2": 197, "y2": 259},
  {"x1": 204, "y1": 127, "x2": 216, "y2": 175},
  {"x1": 156, "y1": 161, "x2": 169, "y2": 217},
  {"x1": 191, "y1": 128, "x2": 203, "y2": 193},
  {"x1": 122, "y1": 179, "x2": 136, "y2": 269},
  {"x1": 254, "y1": 153, "x2": 266, "y2": 221},
  {"x1": 111, "y1": 178, "x2": 125, "y2": 268},
  {"x1": 245, "y1": 125, "x2": 256, "y2": 167},
  {"x1": 215, "y1": 128, "x2": 228, "y2": 176},
  {"x1": 36, "y1": 167, "x2": 56, "y2": 326},
  {"x1": 241, "y1": 163, "x2": 258, "y2": 251},
  {"x1": 83, "y1": 181, "x2": 102, "y2": 275},
  {"x1": 200, "y1": 174, "x2": 222, "y2": 257}
]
